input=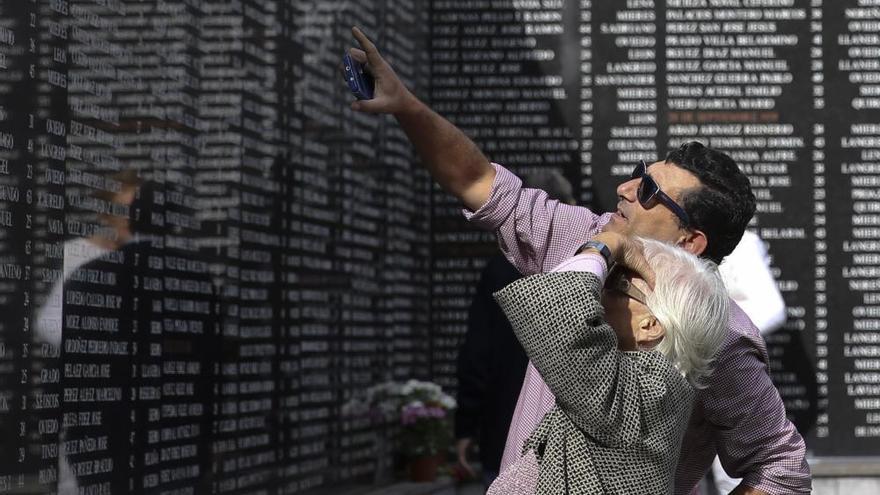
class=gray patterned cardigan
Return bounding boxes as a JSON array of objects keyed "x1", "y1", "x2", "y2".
[{"x1": 494, "y1": 271, "x2": 696, "y2": 494}]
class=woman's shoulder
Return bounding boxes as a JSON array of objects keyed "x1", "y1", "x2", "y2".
[
  {"x1": 493, "y1": 271, "x2": 605, "y2": 319},
  {"x1": 626, "y1": 351, "x2": 694, "y2": 398},
  {"x1": 497, "y1": 270, "x2": 603, "y2": 298}
]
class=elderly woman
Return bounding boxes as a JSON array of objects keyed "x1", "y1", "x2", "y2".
[{"x1": 487, "y1": 232, "x2": 728, "y2": 494}]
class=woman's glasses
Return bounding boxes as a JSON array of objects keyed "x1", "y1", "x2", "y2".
[
  {"x1": 606, "y1": 265, "x2": 648, "y2": 305},
  {"x1": 631, "y1": 160, "x2": 690, "y2": 226}
]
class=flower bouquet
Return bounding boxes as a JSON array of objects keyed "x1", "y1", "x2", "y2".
[{"x1": 343, "y1": 379, "x2": 457, "y2": 481}]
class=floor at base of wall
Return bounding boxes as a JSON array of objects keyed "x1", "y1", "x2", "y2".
[
  {"x1": 430, "y1": 480, "x2": 483, "y2": 495},
  {"x1": 330, "y1": 477, "x2": 484, "y2": 495},
  {"x1": 338, "y1": 476, "x2": 880, "y2": 495},
  {"x1": 812, "y1": 477, "x2": 880, "y2": 495}
]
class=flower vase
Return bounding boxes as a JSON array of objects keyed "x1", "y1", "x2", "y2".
[{"x1": 408, "y1": 453, "x2": 443, "y2": 482}]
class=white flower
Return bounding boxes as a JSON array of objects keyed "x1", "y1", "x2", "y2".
[
  {"x1": 439, "y1": 394, "x2": 457, "y2": 410},
  {"x1": 401, "y1": 380, "x2": 417, "y2": 396},
  {"x1": 341, "y1": 397, "x2": 368, "y2": 416},
  {"x1": 412, "y1": 380, "x2": 441, "y2": 395}
]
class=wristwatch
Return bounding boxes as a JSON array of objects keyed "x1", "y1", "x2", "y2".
[{"x1": 577, "y1": 240, "x2": 613, "y2": 266}]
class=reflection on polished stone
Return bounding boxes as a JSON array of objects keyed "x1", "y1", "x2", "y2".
[{"x1": 0, "y1": 0, "x2": 877, "y2": 493}]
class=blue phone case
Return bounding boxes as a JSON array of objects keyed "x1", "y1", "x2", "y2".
[{"x1": 343, "y1": 53, "x2": 375, "y2": 100}]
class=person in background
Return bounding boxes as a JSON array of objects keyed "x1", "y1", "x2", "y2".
[
  {"x1": 455, "y1": 171, "x2": 577, "y2": 489},
  {"x1": 707, "y1": 230, "x2": 787, "y2": 494},
  {"x1": 718, "y1": 230, "x2": 787, "y2": 336}
]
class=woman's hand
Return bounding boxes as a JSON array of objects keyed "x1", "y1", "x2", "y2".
[{"x1": 591, "y1": 232, "x2": 656, "y2": 288}]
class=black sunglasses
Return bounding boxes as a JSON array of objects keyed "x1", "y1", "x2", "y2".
[{"x1": 631, "y1": 160, "x2": 690, "y2": 226}]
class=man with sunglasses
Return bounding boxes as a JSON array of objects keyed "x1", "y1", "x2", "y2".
[{"x1": 346, "y1": 27, "x2": 810, "y2": 495}]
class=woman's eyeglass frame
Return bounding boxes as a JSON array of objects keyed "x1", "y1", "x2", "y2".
[{"x1": 606, "y1": 265, "x2": 648, "y2": 306}]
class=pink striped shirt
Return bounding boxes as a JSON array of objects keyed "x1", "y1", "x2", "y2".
[{"x1": 464, "y1": 164, "x2": 811, "y2": 494}]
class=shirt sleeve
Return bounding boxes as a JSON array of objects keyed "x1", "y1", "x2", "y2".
[
  {"x1": 703, "y1": 329, "x2": 812, "y2": 493},
  {"x1": 548, "y1": 252, "x2": 608, "y2": 282},
  {"x1": 463, "y1": 163, "x2": 611, "y2": 275}
]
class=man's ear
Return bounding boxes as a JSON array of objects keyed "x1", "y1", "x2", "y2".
[
  {"x1": 636, "y1": 316, "x2": 665, "y2": 348},
  {"x1": 677, "y1": 229, "x2": 708, "y2": 257}
]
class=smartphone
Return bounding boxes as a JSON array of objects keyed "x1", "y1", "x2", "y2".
[{"x1": 343, "y1": 53, "x2": 375, "y2": 100}]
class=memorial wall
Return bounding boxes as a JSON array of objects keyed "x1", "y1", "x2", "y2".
[
  {"x1": 428, "y1": 0, "x2": 880, "y2": 464},
  {"x1": 0, "y1": 0, "x2": 876, "y2": 494},
  {"x1": 0, "y1": 0, "x2": 432, "y2": 493}
]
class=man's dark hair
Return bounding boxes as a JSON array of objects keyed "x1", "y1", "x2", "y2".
[{"x1": 665, "y1": 141, "x2": 756, "y2": 264}]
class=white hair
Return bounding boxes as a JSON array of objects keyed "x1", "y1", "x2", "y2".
[{"x1": 639, "y1": 238, "x2": 729, "y2": 388}]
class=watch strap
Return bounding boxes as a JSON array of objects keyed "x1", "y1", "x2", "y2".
[{"x1": 577, "y1": 240, "x2": 613, "y2": 266}]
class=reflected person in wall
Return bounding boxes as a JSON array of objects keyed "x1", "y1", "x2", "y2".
[
  {"x1": 35, "y1": 170, "x2": 145, "y2": 349},
  {"x1": 34, "y1": 170, "x2": 146, "y2": 495},
  {"x1": 344, "y1": 27, "x2": 811, "y2": 494},
  {"x1": 39, "y1": 175, "x2": 217, "y2": 494},
  {"x1": 33, "y1": 169, "x2": 142, "y2": 495},
  {"x1": 488, "y1": 233, "x2": 727, "y2": 494},
  {"x1": 455, "y1": 171, "x2": 577, "y2": 488}
]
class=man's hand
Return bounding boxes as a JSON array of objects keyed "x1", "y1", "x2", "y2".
[
  {"x1": 344, "y1": 27, "x2": 494, "y2": 211},
  {"x1": 599, "y1": 215, "x2": 626, "y2": 235},
  {"x1": 591, "y1": 232, "x2": 655, "y2": 287},
  {"x1": 455, "y1": 438, "x2": 477, "y2": 479},
  {"x1": 348, "y1": 27, "x2": 419, "y2": 115}
]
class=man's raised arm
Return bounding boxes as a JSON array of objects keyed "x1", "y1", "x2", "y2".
[{"x1": 348, "y1": 27, "x2": 495, "y2": 211}]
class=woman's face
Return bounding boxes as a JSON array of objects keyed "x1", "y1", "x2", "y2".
[{"x1": 601, "y1": 268, "x2": 660, "y2": 351}]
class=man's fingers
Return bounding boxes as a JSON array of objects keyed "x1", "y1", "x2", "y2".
[
  {"x1": 348, "y1": 47, "x2": 367, "y2": 64},
  {"x1": 351, "y1": 100, "x2": 380, "y2": 113},
  {"x1": 351, "y1": 99, "x2": 384, "y2": 113},
  {"x1": 621, "y1": 239, "x2": 656, "y2": 287},
  {"x1": 352, "y1": 27, "x2": 388, "y2": 68},
  {"x1": 352, "y1": 27, "x2": 378, "y2": 56}
]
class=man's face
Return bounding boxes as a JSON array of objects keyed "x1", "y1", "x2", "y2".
[{"x1": 605, "y1": 160, "x2": 702, "y2": 243}]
